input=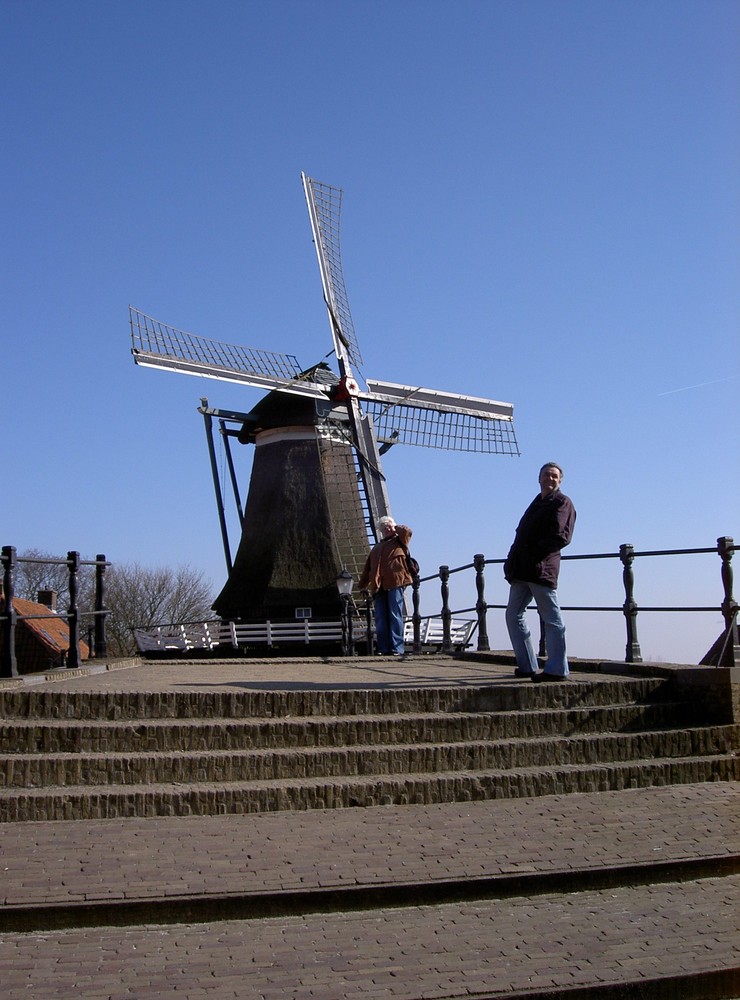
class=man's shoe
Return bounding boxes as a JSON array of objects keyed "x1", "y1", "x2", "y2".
[
  {"x1": 531, "y1": 671, "x2": 568, "y2": 682},
  {"x1": 514, "y1": 668, "x2": 535, "y2": 678}
]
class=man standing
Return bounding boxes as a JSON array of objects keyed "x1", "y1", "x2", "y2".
[
  {"x1": 359, "y1": 516, "x2": 414, "y2": 656},
  {"x1": 504, "y1": 463, "x2": 576, "y2": 681}
]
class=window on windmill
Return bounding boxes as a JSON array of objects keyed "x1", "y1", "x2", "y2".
[{"x1": 295, "y1": 608, "x2": 312, "y2": 620}]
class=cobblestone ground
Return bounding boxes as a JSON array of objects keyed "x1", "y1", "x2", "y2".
[
  {"x1": 1, "y1": 875, "x2": 739, "y2": 999},
  {"x1": 1, "y1": 658, "x2": 738, "y2": 998},
  {"x1": 1, "y1": 784, "x2": 739, "y2": 999},
  {"x1": 1, "y1": 784, "x2": 739, "y2": 908}
]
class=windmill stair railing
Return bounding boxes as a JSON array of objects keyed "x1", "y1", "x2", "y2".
[
  {"x1": 0, "y1": 674, "x2": 738, "y2": 822},
  {"x1": 316, "y1": 414, "x2": 375, "y2": 584}
]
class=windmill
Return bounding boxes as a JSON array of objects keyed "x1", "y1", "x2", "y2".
[{"x1": 130, "y1": 173, "x2": 519, "y2": 626}]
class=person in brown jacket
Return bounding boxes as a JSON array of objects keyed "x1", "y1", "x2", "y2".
[{"x1": 359, "y1": 516, "x2": 414, "y2": 655}]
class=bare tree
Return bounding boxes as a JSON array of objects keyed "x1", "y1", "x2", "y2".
[
  {"x1": 13, "y1": 551, "x2": 214, "y2": 657},
  {"x1": 14, "y1": 548, "x2": 81, "y2": 607},
  {"x1": 104, "y1": 562, "x2": 215, "y2": 656}
]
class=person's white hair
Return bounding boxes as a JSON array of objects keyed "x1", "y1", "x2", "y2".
[{"x1": 377, "y1": 515, "x2": 397, "y2": 541}]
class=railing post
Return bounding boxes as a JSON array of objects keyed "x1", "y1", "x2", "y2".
[
  {"x1": 364, "y1": 591, "x2": 374, "y2": 655},
  {"x1": 717, "y1": 536, "x2": 739, "y2": 668},
  {"x1": 66, "y1": 550, "x2": 80, "y2": 669},
  {"x1": 94, "y1": 554, "x2": 108, "y2": 659},
  {"x1": 538, "y1": 617, "x2": 547, "y2": 658},
  {"x1": 473, "y1": 554, "x2": 490, "y2": 651},
  {"x1": 347, "y1": 602, "x2": 354, "y2": 656},
  {"x1": 1, "y1": 546, "x2": 19, "y2": 678},
  {"x1": 619, "y1": 543, "x2": 642, "y2": 663},
  {"x1": 410, "y1": 575, "x2": 422, "y2": 654},
  {"x1": 339, "y1": 593, "x2": 354, "y2": 656},
  {"x1": 440, "y1": 565, "x2": 452, "y2": 654}
]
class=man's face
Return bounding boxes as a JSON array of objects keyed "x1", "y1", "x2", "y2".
[
  {"x1": 380, "y1": 520, "x2": 397, "y2": 538},
  {"x1": 539, "y1": 465, "x2": 562, "y2": 496}
]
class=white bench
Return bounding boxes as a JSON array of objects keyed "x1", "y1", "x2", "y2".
[
  {"x1": 135, "y1": 618, "x2": 347, "y2": 654},
  {"x1": 134, "y1": 621, "x2": 221, "y2": 653},
  {"x1": 403, "y1": 617, "x2": 477, "y2": 651},
  {"x1": 134, "y1": 617, "x2": 476, "y2": 655}
]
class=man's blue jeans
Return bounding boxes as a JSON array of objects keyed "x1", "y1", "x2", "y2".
[
  {"x1": 374, "y1": 587, "x2": 406, "y2": 654},
  {"x1": 505, "y1": 580, "x2": 569, "y2": 676}
]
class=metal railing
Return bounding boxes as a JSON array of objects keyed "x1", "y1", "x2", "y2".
[
  {"x1": 0, "y1": 547, "x2": 110, "y2": 679},
  {"x1": 3, "y1": 536, "x2": 737, "y2": 671},
  {"x1": 406, "y1": 535, "x2": 738, "y2": 666}
]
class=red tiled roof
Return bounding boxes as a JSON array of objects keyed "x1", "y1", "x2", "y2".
[{"x1": 0, "y1": 596, "x2": 89, "y2": 671}]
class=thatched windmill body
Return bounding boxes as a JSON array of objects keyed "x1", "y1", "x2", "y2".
[{"x1": 130, "y1": 174, "x2": 519, "y2": 624}]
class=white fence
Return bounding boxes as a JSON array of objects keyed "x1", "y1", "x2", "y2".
[{"x1": 133, "y1": 615, "x2": 476, "y2": 655}]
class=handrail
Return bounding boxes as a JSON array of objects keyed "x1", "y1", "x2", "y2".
[
  {"x1": 3, "y1": 537, "x2": 737, "y2": 672},
  {"x1": 0, "y1": 547, "x2": 110, "y2": 678},
  {"x1": 408, "y1": 536, "x2": 738, "y2": 665}
]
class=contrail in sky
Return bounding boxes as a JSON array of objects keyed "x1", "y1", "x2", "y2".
[{"x1": 658, "y1": 374, "x2": 740, "y2": 396}]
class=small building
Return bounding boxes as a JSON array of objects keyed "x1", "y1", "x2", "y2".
[{"x1": 0, "y1": 594, "x2": 89, "y2": 674}]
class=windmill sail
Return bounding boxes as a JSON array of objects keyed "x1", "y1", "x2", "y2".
[
  {"x1": 300, "y1": 175, "x2": 519, "y2": 460},
  {"x1": 302, "y1": 174, "x2": 392, "y2": 531},
  {"x1": 130, "y1": 307, "x2": 519, "y2": 457},
  {"x1": 302, "y1": 173, "x2": 363, "y2": 370},
  {"x1": 361, "y1": 380, "x2": 519, "y2": 455},
  {"x1": 129, "y1": 307, "x2": 326, "y2": 397}
]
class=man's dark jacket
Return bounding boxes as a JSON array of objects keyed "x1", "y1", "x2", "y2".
[{"x1": 504, "y1": 490, "x2": 576, "y2": 588}]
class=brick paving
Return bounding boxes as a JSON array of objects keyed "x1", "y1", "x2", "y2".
[
  {"x1": 0, "y1": 655, "x2": 738, "y2": 998},
  {"x1": 1, "y1": 784, "x2": 738, "y2": 913},
  {"x1": 0, "y1": 651, "x2": 620, "y2": 694},
  {"x1": 1, "y1": 875, "x2": 738, "y2": 998}
]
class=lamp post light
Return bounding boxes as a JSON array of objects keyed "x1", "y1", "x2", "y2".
[{"x1": 336, "y1": 568, "x2": 354, "y2": 656}]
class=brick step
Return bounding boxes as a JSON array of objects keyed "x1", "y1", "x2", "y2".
[
  {"x1": 4, "y1": 852, "x2": 739, "y2": 934},
  {"x1": 2, "y1": 754, "x2": 739, "y2": 821},
  {"x1": 0, "y1": 701, "x2": 700, "y2": 754},
  {"x1": 2, "y1": 725, "x2": 737, "y2": 790},
  {"x1": 0, "y1": 677, "x2": 670, "y2": 720}
]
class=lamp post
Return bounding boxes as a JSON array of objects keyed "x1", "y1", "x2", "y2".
[{"x1": 336, "y1": 568, "x2": 354, "y2": 656}]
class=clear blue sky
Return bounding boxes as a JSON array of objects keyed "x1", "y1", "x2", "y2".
[{"x1": 3, "y1": 0, "x2": 738, "y2": 663}]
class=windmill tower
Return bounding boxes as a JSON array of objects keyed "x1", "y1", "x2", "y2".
[{"x1": 130, "y1": 174, "x2": 519, "y2": 625}]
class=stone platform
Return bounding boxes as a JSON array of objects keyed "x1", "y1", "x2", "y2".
[{"x1": 0, "y1": 652, "x2": 738, "y2": 999}]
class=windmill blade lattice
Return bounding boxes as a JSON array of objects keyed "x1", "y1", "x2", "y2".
[
  {"x1": 129, "y1": 307, "x2": 327, "y2": 397},
  {"x1": 359, "y1": 378, "x2": 519, "y2": 455},
  {"x1": 302, "y1": 174, "x2": 363, "y2": 370},
  {"x1": 362, "y1": 397, "x2": 519, "y2": 454}
]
